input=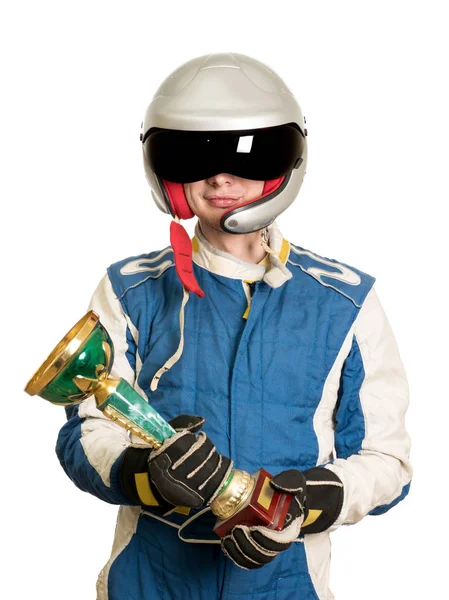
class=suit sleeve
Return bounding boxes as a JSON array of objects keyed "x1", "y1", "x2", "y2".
[
  {"x1": 55, "y1": 274, "x2": 137, "y2": 505},
  {"x1": 323, "y1": 286, "x2": 413, "y2": 530}
]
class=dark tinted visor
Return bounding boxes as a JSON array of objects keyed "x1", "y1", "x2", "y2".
[{"x1": 142, "y1": 123, "x2": 305, "y2": 183}]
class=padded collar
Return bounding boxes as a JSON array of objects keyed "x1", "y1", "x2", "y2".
[{"x1": 191, "y1": 220, "x2": 292, "y2": 288}]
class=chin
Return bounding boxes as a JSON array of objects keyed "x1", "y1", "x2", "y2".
[{"x1": 199, "y1": 217, "x2": 222, "y2": 231}]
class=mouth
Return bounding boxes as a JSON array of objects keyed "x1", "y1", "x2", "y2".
[{"x1": 206, "y1": 196, "x2": 242, "y2": 208}]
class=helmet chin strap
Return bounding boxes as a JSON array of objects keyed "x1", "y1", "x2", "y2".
[
  {"x1": 259, "y1": 224, "x2": 293, "y2": 287},
  {"x1": 260, "y1": 226, "x2": 276, "y2": 255},
  {"x1": 169, "y1": 215, "x2": 205, "y2": 298}
]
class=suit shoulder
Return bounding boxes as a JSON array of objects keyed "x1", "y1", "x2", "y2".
[
  {"x1": 287, "y1": 242, "x2": 376, "y2": 308},
  {"x1": 107, "y1": 246, "x2": 174, "y2": 298}
]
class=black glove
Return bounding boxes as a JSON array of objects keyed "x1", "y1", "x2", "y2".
[
  {"x1": 221, "y1": 466, "x2": 344, "y2": 570},
  {"x1": 221, "y1": 470, "x2": 306, "y2": 570},
  {"x1": 120, "y1": 415, "x2": 233, "y2": 513},
  {"x1": 299, "y1": 466, "x2": 344, "y2": 534}
]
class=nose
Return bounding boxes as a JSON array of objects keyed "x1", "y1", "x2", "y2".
[{"x1": 207, "y1": 173, "x2": 235, "y2": 186}]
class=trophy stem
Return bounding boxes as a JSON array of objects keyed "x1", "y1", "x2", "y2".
[{"x1": 94, "y1": 377, "x2": 176, "y2": 448}]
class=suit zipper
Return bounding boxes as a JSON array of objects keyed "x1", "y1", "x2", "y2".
[{"x1": 242, "y1": 280, "x2": 257, "y2": 319}]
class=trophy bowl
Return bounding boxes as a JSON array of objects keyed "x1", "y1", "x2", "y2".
[
  {"x1": 25, "y1": 312, "x2": 112, "y2": 405},
  {"x1": 25, "y1": 311, "x2": 176, "y2": 447}
]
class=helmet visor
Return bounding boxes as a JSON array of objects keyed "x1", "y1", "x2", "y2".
[{"x1": 142, "y1": 124, "x2": 305, "y2": 183}]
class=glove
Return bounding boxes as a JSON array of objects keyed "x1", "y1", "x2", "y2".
[
  {"x1": 119, "y1": 415, "x2": 233, "y2": 513},
  {"x1": 221, "y1": 469, "x2": 306, "y2": 570},
  {"x1": 221, "y1": 466, "x2": 344, "y2": 570}
]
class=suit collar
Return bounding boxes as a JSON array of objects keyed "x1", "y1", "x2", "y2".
[{"x1": 191, "y1": 220, "x2": 292, "y2": 288}]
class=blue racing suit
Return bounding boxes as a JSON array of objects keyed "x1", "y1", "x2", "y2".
[{"x1": 56, "y1": 220, "x2": 412, "y2": 600}]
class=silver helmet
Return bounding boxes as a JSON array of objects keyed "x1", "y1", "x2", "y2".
[{"x1": 141, "y1": 52, "x2": 308, "y2": 234}]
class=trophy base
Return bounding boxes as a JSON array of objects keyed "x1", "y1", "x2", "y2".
[{"x1": 213, "y1": 468, "x2": 292, "y2": 538}]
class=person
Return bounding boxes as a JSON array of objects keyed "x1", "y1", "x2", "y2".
[{"x1": 55, "y1": 52, "x2": 412, "y2": 600}]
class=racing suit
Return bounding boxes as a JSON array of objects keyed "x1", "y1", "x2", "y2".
[{"x1": 56, "y1": 219, "x2": 412, "y2": 600}]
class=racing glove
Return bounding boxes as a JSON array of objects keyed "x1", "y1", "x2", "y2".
[
  {"x1": 119, "y1": 415, "x2": 233, "y2": 513},
  {"x1": 221, "y1": 467, "x2": 344, "y2": 570},
  {"x1": 221, "y1": 470, "x2": 306, "y2": 570}
]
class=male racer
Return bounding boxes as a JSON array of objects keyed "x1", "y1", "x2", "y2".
[{"x1": 56, "y1": 52, "x2": 412, "y2": 600}]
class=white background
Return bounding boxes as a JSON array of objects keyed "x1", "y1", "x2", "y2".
[{"x1": 1, "y1": 1, "x2": 447, "y2": 598}]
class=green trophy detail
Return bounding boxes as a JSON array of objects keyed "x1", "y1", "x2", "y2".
[
  {"x1": 96, "y1": 379, "x2": 176, "y2": 446},
  {"x1": 25, "y1": 311, "x2": 256, "y2": 523}
]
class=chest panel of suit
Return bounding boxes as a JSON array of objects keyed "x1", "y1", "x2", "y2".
[{"x1": 133, "y1": 263, "x2": 358, "y2": 475}]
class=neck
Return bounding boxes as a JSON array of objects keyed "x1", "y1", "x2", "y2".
[{"x1": 198, "y1": 220, "x2": 268, "y2": 264}]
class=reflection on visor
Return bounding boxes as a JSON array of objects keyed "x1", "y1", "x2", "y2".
[
  {"x1": 142, "y1": 124, "x2": 305, "y2": 183},
  {"x1": 236, "y1": 135, "x2": 254, "y2": 153}
]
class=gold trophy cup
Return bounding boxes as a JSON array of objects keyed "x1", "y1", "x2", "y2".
[{"x1": 24, "y1": 311, "x2": 289, "y2": 535}]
